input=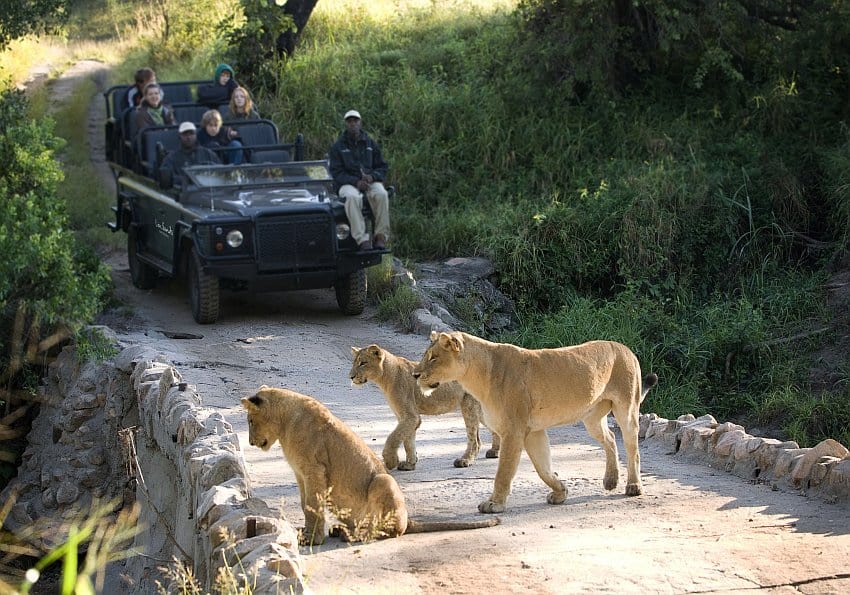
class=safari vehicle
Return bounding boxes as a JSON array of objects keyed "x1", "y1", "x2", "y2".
[{"x1": 103, "y1": 82, "x2": 387, "y2": 324}]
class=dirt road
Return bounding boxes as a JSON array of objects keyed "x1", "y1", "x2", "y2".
[{"x1": 79, "y1": 62, "x2": 850, "y2": 594}]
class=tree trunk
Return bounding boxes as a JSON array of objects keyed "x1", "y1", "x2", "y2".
[{"x1": 276, "y1": 0, "x2": 319, "y2": 57}]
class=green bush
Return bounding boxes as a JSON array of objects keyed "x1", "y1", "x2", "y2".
[{"x1": 0, "y1": 89, "x2": 110, "y2": 384}]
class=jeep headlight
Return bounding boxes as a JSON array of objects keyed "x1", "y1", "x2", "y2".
[
  {"x1": 336, "y1": 223, "x2": 351, "y2": 240},
  {"x1": 226, "y1": 229, "x2": 244, "y2": 248}
]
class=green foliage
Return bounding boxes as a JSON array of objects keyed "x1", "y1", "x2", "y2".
[
  {"x1": 75, "y1": 327, "x2": 119, "y2": 364},
  {"x1": 142, "y1": 0, "x2": 239, "y2": 66},
  {"x1": 5, "y1": 499, "x2": 141, "y2": 595},
  {"x1": 375, "y1": 284, "x2": 420, "y2": 330},
  {"x1": 0, "y1": 0, "x2": 67, "y2": 49},
  {"x1": 506, "y1": 267, "x2": 827, "y2": 441},
  {"x1": 226, "y1": 0, "x2": 295, "y2": 88},
  {"x1": 0, "y1": 89, "x2": 110, "y2": 385}
]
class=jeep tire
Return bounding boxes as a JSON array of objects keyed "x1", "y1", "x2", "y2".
[
  {"x1": 335, "y1": 269, "x2": 367, "y2": 315},
  {"x1": 128, "y1": 225, "x2": 157, "y2": 289},
  {"x1": 188, "y1": 246, "x2": 220, "y2": 324}
]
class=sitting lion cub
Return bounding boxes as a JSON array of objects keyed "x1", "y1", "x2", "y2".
[
  {"x1": 349, "y1": 344, "x2": 499, "y2": 470},
  {"x1": 241, "y1": 385, "x2": 500, "y2": 545},
  {"x1": 413, "y1": 331, "x2": 658, "y2": 514}
]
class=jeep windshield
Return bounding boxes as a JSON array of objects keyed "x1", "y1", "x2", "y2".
[{"x1": 184, "y1": 160, "x2": 333, "y2": 189}]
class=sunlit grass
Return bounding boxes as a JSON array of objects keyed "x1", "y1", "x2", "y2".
[
  {"x1": 315, "y1": 0, "x2": 514, "y2": 19},
  {"x1": 0, "y1": 37, "x2": 68, "y2": 91}
]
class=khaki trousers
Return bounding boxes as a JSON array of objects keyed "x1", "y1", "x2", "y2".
[{"x1": 340, "y1": 182, "x2": 390, "y2": 244}]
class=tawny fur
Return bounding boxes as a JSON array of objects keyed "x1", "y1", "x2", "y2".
[
  {"x1": 413, "y1": 331, "x2": 658, "y2": 514},
  {"x1": 241, "y1": 386, "x2": 500, "y2": 545},
  {"x1": 349, "y1": 344, "x2": 500, "y2": 470}
]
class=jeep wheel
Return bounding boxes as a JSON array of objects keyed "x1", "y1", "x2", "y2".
[
  {"x1": 335, "y1": 269, "x2": 367, "y2": 315},
  {"x1": 128, "y1": 226, "x2": 157, "y2": 289},
  {"x1": 188, "y1": 246, "x2": 220, "y2": 324}
]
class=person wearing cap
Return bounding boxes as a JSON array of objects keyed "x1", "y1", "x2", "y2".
[
  {"x1": 159, "y1": 122, "x2": 221, "y2": 189},
  {"x1": 329, "y1": 109, "x2": 390, "y2": 250}
]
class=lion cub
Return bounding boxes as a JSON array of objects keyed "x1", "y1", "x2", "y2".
[
  {"x1": 241, "y1": 386, "x2": 500, "y2": 545},
  {"x1": 350, "y1": 344, "x2": 500, "y2": 470}
]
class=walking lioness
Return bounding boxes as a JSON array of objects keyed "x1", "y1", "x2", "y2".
[
  {"x1": 349, "y1": 344, "x2": 499, "y2": 470},
  {"x1": 413, "y1": 331, "x2": 658, "y2": 514},
  {"x1": 241, "y1": 386, "x2": 500, "y2": 544}
]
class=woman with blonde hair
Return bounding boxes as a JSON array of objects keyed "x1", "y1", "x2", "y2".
[{"x1": 224, "y1": 86, "x2": 260, "y2": 120}]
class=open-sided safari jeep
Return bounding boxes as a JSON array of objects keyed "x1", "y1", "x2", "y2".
[{"x1": 104, "y1": 82, "x2": 387, "y2": 324}]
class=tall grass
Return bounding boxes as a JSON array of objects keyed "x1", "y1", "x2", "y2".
[{"x1": 243, "y1": 0, "x2": 850, "y2": 446}]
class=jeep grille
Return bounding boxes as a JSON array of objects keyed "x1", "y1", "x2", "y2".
[{"x1": 256, "y1": 214, "x2": 336, "y2": 272}]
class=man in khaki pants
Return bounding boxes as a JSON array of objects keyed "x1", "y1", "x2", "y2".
[{"x1": 329, "y1": 109, "x2": 390, "y2": 250}]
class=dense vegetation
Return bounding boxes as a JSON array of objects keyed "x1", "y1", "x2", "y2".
[
  {"x1": 0, "y1": 90, "x2": 110, "y2": 387},
  {"x1": 3, "y1": 0, "x2": 850, "y2": 450},
  {"x1": 248, "y1": 0, "x2": 850, "y2": 447}
]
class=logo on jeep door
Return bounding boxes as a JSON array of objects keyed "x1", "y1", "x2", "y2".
[{"x1": 155, "y1": 219, "x2": 174, "y2": 238}]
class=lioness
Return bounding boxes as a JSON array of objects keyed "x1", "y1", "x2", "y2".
[
  {"x1": 241, "y1": 386, "x2": 500, "y2": 544},
  {"x1": 413, "y1": 331, "x2": 658, "y2": 514},
  {"x1": 349, "y1": 344, "x2": 500, "y2": 470}
]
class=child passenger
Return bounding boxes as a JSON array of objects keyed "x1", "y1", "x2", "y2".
[
  {"x1": 197, "y1": 109, "x2": 243, "y2": 165},
  {"x1": 223, "y1": 86, "x2": 260, "y2": 120},
  {"x1": 197, "y1": 63, "x2": 239, "y2": 107}
]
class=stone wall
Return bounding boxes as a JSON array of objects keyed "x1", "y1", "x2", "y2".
[
  {"x1": 1, "y1": 339, "x2": 136, "y2": 545},
  {"x1": 1, "y1": 338, "x2": 305, "y2": 594},
  {"x1": 112, "y1": 344, "x2": 305, "y2": 593},
  {"x1": 640, "y1": 413, "x2": 850, "y2": 502}
]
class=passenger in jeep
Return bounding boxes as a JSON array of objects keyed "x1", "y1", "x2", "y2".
[
  {"x1": 198, "y1": 109, "x2": 244, "y2": 164},
  {"x1": 329, "y1": 109, "x2": 390, "y2": 251},
  {"x1": 159, "y1": 122, "x2": 221, "y2": 189},
  {"x1": 197, "y1": 63, "x2": 239, "y2": 107},
  {"x1": 134, "y1": 83, "x2": 176, "y2": 138},
  {"x1": 223, "y1": 86, "x2": 260, "y2": 120},
  {"x1": 124, "y1": 67, "x2": 156, "y2": 109}
]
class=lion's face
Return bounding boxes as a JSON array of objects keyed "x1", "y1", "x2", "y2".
[
  {"x1": 241, "y1": 394, "x2": 277, "y2": 451},
  {"x1": 413, "y1": 332, "x2": 464, "y2": 393},
  {"x1": 349, "y1": 345, "x2": 384, "y2": 385}
]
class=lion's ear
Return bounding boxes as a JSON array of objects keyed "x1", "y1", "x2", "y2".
[
  {"x1": 429, "y1": 330, "x2": 439, "y2": 341},
  {"x1": 351, "y1": 346, "x2": 360, "y2": 356},
  {"x1": 245, "y1": 392, "x2": 267, "y2": 409},
  {"x1": 439, "y1": 332, "x2": 463, "y2": 352},
  {"x1": 367, "y1": 344, "x2": 382, "y2": 357}
]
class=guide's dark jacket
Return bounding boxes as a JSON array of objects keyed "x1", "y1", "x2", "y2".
[{"x1": 328, "y1": 130, "x2": 388, "y2": 194}]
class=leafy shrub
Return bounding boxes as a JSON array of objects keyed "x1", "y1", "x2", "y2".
[{"x1": 0, "y1": 89, "x2": 110, "y2": 385}]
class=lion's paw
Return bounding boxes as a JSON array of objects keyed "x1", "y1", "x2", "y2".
[
  {"x1": 547, "y1": 491, "x2": 567, "y2": 505},
  {"x1": 478, "y1": 499, "x2": 506, "y2": 514},
  {"x1": 625, "y1": 483, "x2": 642, "y2": 496},
  {"x1": 298, "y1": 529, "x2": 326, "y2": 546},
  {"x1": 453, "y1": 458, "x2": 472, "y2": 468},
  {"x1": 485, "y1": 448, "x2": 500, "y2": 459},
  {"x1": 382, "y1": 455, "x2": 399, "y2": 470},
  {"x1": 397, "y1": 461, "x2": 416, "y2": 471}
]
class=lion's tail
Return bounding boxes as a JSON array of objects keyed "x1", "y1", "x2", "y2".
[
  {"x1": 406, "y1": 516, "x2": 500, "y2": 534},
  {"x1": 640, "y1": 373, "x2": 658, "y2": 403}
]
